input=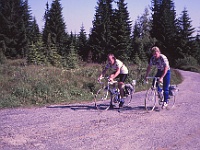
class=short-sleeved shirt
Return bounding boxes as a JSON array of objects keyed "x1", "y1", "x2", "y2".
[
  {"x1": 105, "y1": 59, "x2": 128, "y2": 74},
  {"x1": 149, "y1": 54, "x2": 170, "y2": 71}
]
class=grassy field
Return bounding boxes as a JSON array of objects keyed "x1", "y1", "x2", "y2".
[{"x1": 0, "y1": 59, "x2": 183, "y2": 108}]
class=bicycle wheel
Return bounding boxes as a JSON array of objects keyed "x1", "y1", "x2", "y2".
[
  {"x1": 94, "y1": 87, "x2": 111, "y2": 110},
  {"x1": 125, "y1": 85, "x2": 135, "y2": 106},
  {"x1": 166, "y1": 95, "x2": 176, "y2": 110},
  {"x1": 145, "y1": 88, "x2": 157, "y2": 111}
]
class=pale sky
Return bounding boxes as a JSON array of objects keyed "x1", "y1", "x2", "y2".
[{"x1": 29, "y1": 0, "x2": 200, "y2": 34}]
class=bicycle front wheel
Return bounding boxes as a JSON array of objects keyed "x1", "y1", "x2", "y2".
[
  {"x1": 145, "y1": 88, "x2": 157, "y2": 111},
  {"x1": 94, "y1": 87, "x2": 111, "y2": 110}
]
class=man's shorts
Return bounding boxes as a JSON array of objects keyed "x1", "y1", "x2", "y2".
[{"x1": 116, "y1": 74, "x2": 128, "y2": 82}]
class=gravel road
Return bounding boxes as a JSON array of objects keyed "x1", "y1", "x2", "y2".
[{"x1": 1, "y1": 70, "x2": 200, "y2": 150}]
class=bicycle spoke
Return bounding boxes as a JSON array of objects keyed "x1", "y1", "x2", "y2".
[
  {"x1": 94, "y1": 87, "x2": 112, "y2": 110},
  {"x1": 145, "y1": 88, "x2": 156, "y2": 111},
  {"x1": 166, "y1": 95, "x2": 176, "y2": 110}
]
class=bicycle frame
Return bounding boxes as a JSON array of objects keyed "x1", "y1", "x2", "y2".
[{"x1": 94, "y1": 77, "x2": 119, "y2": 110}]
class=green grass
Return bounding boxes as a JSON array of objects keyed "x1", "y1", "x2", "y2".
[{"x1": 0, "y1": 59, "x2": 183, "y2": 108}]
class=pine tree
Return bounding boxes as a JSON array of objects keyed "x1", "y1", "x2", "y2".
[
  {"x1": 195, "y1": 34, "x2": 200, "y2": 64},
  {"x1": 42, "y1": 2, "x2": 50, "y2": 46},
  {"x1": 112, "y1": 0, "x2": 132, "y2": 61},
  {"x1": 89, "y1": 0, "x2": 114, "y2": 62},
  {"x1": 176, "y1": 8, "x2": 197, "y2": 58},
  {"x1": 27, "y1": 40, "x2": 45, "y2": 65},
  {"x1": 151, "y1": 0, "x2": 178, "y2": 62},
  {"x1": 45, "y1": 33, "x2": 62, "y2": 67},
  {"x1": 21, "y1": 0, "x2": 32, "y2": 44},
  {"x1": 131, "y1": 8, "x2": 156, "y2": 63},
  {"x1": 30, "y1": 17, "x2": 41, "y2": 44},
  {"x1": 77, "y1": 24, "x2": 88, "y2": 61},
  {"x1": 0, "y1": 0, "x2": 27, "y2": 58},
  {"x1": 65, "y1": 44, "x2": 79, "y2": 69},
  {"x1": 43, "y1": 0, "x2": 66, "y2": 55}
]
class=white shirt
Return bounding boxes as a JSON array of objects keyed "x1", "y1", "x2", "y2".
[
  {"x1": 105, "y1": 59, "x2": 128, "y2": 74},
  {"x1": 149, "y1": 54, "x2": 170, "y2": 71}
]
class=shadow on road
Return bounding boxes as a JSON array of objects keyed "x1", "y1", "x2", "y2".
[
  {"x1": 46, "y1": 104, "x2": 96, "y2": 111},
  {"x1": 46, "y1": 104, "x2": 146, "y2": 113}
]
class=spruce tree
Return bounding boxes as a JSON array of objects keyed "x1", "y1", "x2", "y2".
[
  {"x1": 48, "y1": 0, "x2": 67, "y2": 55},
  {"x1": 176, "y1": 8, "x2": 196, "y2": 58},
  {"x1": 42, "y1": 2, "x2": 50, "y2": 46},
  {"x1": 112, "y1": 0, "x2": 132, "y2": 61},
  {"x1": 0, "y1": 0, "x2": 27, "y2": 58},
  {"x1": 27, "y1": 40, "x2": 45, "y2": 65},
  {"x1": 132, "y1": 8, "x2": 156, "y2": 63},
  {"x1": 45, "y1": 33, "x2": 62, "y2": 67},
  {"x1": 65, "y1": 44, "x2": 79, "y2": 69},
  {"x1": 151, "y1": 0, "x2": 178, "y2": 62},
  {"x1": 77, "y1": 24, "x2": 88, "y2": 61},
  {"x1": 30, "y1": 17, "x2": 41, "y2": 44},
  {"x1": 89, "y1": 0, "x2": 114, "y2": 62},
  {"x1": 195, "y1": 34, "x2": 200, "y2": 64}
]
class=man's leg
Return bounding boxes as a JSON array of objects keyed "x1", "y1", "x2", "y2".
[
  {"x1": 118, "y1": 74, "x2": 128, "y2": 107},
  {"x1": 163, "y1": 70, "x2": 171, "y2": 103}
]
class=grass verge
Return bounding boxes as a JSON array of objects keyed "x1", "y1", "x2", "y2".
[{"x1": 0, "y1": 59, "x2": 183, "y2": 108}]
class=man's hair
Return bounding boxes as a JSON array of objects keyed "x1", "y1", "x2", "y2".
[
  {"x1": 107, "y1": 53, "x2": 116, "y2": 60},
  {"x1": 151, "y1": 46, "x2": 161, "y2": 53}
]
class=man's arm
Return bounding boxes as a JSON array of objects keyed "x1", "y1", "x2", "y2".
[
  {"x1": 98, "y1": 68, "x2": 108, "y2": 80},
  {"x1": 145, "y1": 65, "x2": 152, "y2": 79},
  {"x1": 159, "y1": 65, "x2": 169, "y2": 82},
  {"x1": 109, "y1": 67, "x2": 120, "y2": 81}
]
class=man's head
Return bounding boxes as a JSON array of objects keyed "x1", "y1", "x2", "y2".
[
  {"x1": 151, "y1": 46, "x2": 161, "y2": 58},
  {"x1": 107, "y1": 53, "x2": 116, "y2": 65}
]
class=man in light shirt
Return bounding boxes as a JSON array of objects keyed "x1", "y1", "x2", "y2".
[
  {"x1": 98, "y1": 54, "x2": 128, "y2": 108},
  {"x1": 145, "y1": 46, "x2": 171, "y2": 108}
]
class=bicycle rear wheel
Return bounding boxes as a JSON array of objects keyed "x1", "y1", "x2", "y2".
[
  {"x1": 94, "y1": 87, "x2": 111, "y2": 110},
  {"x1": 145, "y1": 88, "x2": 157, "y2": 111},
  {"x1": 124, "y1": 84, "x2": 135, "y2": 106}
]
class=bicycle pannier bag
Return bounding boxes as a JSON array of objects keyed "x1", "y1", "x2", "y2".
[{"x1": 169, "y1": 85, "x2": 178, "y2": 96}]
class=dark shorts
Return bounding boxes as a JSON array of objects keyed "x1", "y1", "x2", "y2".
[{"x1": 116, "y1": 74, "x2": 128, "y2": 82}]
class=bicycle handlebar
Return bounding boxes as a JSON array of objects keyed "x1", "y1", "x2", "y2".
[
  {"x1": 98, "y1": 77, "x2": 118, "y2": 85},
  {"x1": 145, "y1": 76, "x2": 162, "y2": 85}
]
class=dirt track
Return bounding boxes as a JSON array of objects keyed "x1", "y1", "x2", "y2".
[{"x1": 1, "y1": 70, "x2": 200, "y2": 150}]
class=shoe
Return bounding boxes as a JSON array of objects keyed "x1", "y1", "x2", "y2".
[
  {"x1": 119, "y1": 99, "x2": 124, "y2": 108},
  {"x1": 109, "y1": 104, "x2": 114, "y2": 109},
  {"x1": 162, "y1": 102, "x2": 168, "y2": 109}
]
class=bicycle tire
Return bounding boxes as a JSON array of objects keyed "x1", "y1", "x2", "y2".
[
  {"x1": 125, "y1": 85, "x2": 135, "y2": 105},
  {"x1": 166, "y1": 95, "x2": 176, "y2": 110},
  {"x1": 94, "y1": 87, "x2": 111, "y2": 110},
  {"x1": 145, "y1": 88, "x2": 157, "y2": 111}
]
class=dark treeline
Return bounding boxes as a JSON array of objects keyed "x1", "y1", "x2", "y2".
[{"x1": 0, "y1": 0, "x2": 200, "y2": 68}]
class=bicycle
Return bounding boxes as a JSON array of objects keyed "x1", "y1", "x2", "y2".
[
  {"x1": 94, "y1": 77, "x2": 136, "y2": 110},
  {"x1": 145, "y1": 77, "x2": 179, "y2": 111}
]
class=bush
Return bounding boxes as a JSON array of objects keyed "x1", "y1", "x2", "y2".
[{"x1": 175, "y1": 56, "x2": 200, "y2": 72}]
